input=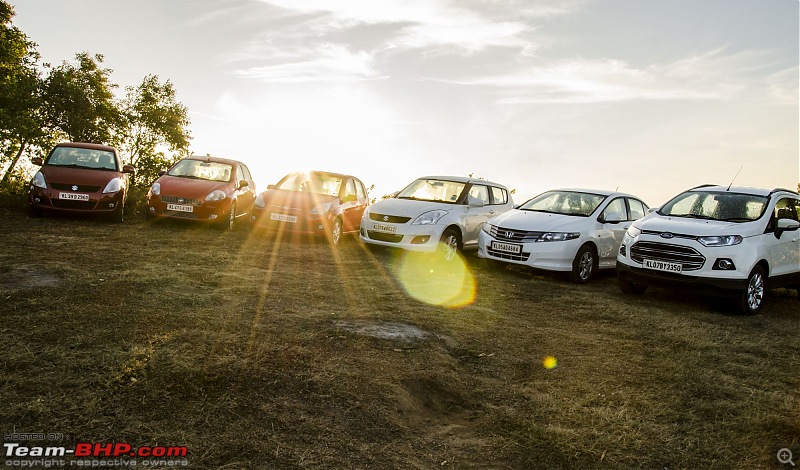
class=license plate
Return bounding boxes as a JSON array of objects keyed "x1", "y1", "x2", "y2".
[
  {"x1": 166, "y1": 203, "x2": 194, "y2": 213},
  {"x1": 59, "y1": 192, "x2": 89, "y2": 201},
  {"x1": 372, "y1": 223, "x2": 396, "y2": 233},
  {"x1": 643, "y1": 258, "x2": 683, "y2": 273},
  {"x1": 491, "y1": 241, "x2": 522, "y2": 254},
  {"x1": 271, "y1": 213, "x2": 297, "y2": 223}
]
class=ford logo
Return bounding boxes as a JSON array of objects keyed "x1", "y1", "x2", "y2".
[{"x1": 660, "y1": 232, "x2": 674, "y2": 239}]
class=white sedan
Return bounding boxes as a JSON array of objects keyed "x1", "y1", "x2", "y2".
[
  {"x1": 478, "y1": 188, "x2": 649, "y2": 282},
  {"x1": 360, "y1": 176, "x2": 514, "y2": 260}
]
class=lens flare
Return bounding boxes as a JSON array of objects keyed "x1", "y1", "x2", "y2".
[
  {"x1": 394, "y1": 251, "x2": 476, "y2": 308},
  {"x1": 543, "y1": 356, "x2": 557, "y2": 369}
]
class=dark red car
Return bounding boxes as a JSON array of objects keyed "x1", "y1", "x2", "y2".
[
  {"x1": 250, "y1": 171, "x2": 369, "y2": 245},
  {"x1": 28, "y1": 142, "x2": 135, "y2": 222},
  {"x1": 146, "y1": 156, "x2": 256, "y2": 229}
]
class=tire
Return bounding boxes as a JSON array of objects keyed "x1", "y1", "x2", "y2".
[
  {"x1": 568, "y1": 245, "x2": 596, "y2": 284},
  {"x1": 110, "y1": 203, "x2": 124, "y2": 223},
  {"x1": 483, "y1": 258, "x2": 508, "y2": 272},
  {"x1": 331, "y1": 218, "x2": 343, "y2": 246},
  {"x1": 438, "y1": 228, "x2": 461, "y2": 261},
  {"x1": 219, "y1": 201, "x2": 236, "y2": 231},
  {"x1": 28, "y1": 204, "x2": 42, "y2": 218},
  {"x1": 618, "y1": 276, "x2": 647, "y2": 295},
  {"x1": 736, "y1": 266, "x2": 766, "y2": 315}
]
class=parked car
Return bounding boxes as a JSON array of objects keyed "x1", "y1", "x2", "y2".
[
  {"x1": 478, "y1": 189, "x2": 649, "y2": 283},
  {"x1": 616, "y1": 185, "x2": 800, "y2": 314},
  {"x1": 250, "y1": 171, "x2": 370, "y2": 245},
  {"x1": 360, "y1": 176, "x2": 514, "y2": 260},
  {"x1": 146, "y1": 156, "x2": 256, "y2": 229},
  {"x1": 28, "y1": 142, "x2": 134, "y2": 222}
]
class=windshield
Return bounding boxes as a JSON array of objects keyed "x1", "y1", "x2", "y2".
[
  {"x1": 168, "y1": 159, "x2": 232, "y2": 182},
  {"x1": 396, "y1": 179, "x2": 466, "y2": 204},
  {"x1": 275, "y1": 172, "x2": 343, "y2": 196},
  {"x1": 659, "y1": 191, "x2": 768, "y2": 222},
  {"x1": 46, "y1": 147, "x2": 117, "y2": 171},
  {"x1": 519, "y1": 191, "x2": 607, "y2": 217}
]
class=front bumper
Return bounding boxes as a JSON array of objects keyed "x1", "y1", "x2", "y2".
[
  {"x1": 147, "y1": 196, "x2": 231, "y2": 223},
  {"x1": 250, "y1": 208, "x2": 333, "y2": 235},
  {"x1": 477, "y1": 230, "x2": 580, "y2": 272},
  {"x1": 359, "y1": 220, "x2": 445, "y2": 253},
  {"x1": 616, "y1": 258, "x2": 748, "y2": 296},
  {"x1": 29, "y1": 187, "x2": 124, "y2": 214}
]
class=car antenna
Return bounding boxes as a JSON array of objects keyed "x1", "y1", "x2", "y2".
[{"x1": 726, "y1": 166, "x2": 743, "y2": 191}]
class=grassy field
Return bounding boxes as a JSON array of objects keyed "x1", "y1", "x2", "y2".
[{"x1": 1, "y1": 209, "x2": 798, "y2": 469}]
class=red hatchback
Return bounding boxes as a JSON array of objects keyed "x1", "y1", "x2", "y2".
[
  {"x1": 146, "y1": 156, "x2": 256, "y2": 229},
  {"x1": 28, "y1": 142, "x2": 134, "y2": 222},
  {"x1": 250, "y1": 171, "x2": 369, "y2": 245}
]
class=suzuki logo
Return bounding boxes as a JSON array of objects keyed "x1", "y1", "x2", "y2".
[
  {"x1": 71, "y1": 185, "x2": 78, "y2": 191},
  {"x1": 660, "y1": 232, "x2": 674, "y2": 239},
  {"x1": 383, "y1": 215, "x2": 389, "y2": 222},
  {"x1": 505, "y1": 231, "x2": 514, "y2": 238}
]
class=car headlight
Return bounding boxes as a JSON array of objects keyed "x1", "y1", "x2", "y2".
[
  {"x1": 150, "y1": 182, "x2": 160, "y2": 196},
  {"x1": 31, "y1": 171, "x2": 46, "y2": 189},
  {"x1": 412, "y1": 209, "x2": 448, "y2": 225},
  {"x1": 538, "y1": 232, "x2": 580, "y2": 242},
  {"x1": 698, "y1": 235, "x2": 743, "y2": 247},
  {"x1": 626, "y1": 225, "x2": 641, "y2": 237},
  {"x1": 482, "y1": 223, "x2": 494, "y2": 234},
  {"x1": 311, "y1": 202, "x2": 333, "y2": 215},
  {"x1": 205, "y1": 190, "x2": 227, "y2": 202},
  {"x1": 102, "y1": 177, "x2": 123, "y2": 194},
  {"x1": 254, "y1": 193, "x2": 265, "y2": 208}
]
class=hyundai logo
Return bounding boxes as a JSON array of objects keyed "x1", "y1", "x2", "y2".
[
  {"x1": 660, "y1": 232, "x2": 674, "y2": 239},
  {"x1": 383, "y1": 215, "x2": 389, "y2": 222},
  {"x1": 71, "y1": 185, "x2": 78, "y2": 191},
  {"x1": 505, "y1": 231, "x2": 514, "y2": 238}
]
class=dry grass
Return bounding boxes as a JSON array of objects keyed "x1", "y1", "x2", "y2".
[{"x1": 1, "y1": 209, "x2": 798, "y2": 469}]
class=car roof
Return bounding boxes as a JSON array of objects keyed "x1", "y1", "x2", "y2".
[
  {"x1": 546, "y1": 188, "x2": 640, "y2": 199},
  {"x1": 417, "y1": 175, "x2": 508, "y2": 188},
  {"x1": 284, "y1": 170, "x2": 358, "y2": 180},
  {"x1": 184, "y1": 155, "x2": 243, "y2": 166},
  {"x1": 688, "y1": 185, "x2": 795, "y2": 197},
  {"x1": 56, "y1": 142, "x2": 117, "y2": 153}
]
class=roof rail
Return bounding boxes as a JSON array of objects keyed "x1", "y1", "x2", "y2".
[
  {"x1": 768, "y1": 187, "x2": 800, "y2": 196},
  {"x1": 689, "y1": 184, "x2": 717, "y2": 190}
]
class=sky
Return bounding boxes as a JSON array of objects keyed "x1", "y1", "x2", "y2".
[{"x1": 11, "y1": 0, "x2": 799, "y2": 206}]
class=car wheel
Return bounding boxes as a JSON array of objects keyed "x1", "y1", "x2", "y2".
[
  {"x1": 111, "y1": 203, "x2": 124, "y2": 223},
  {"x1": 568, "y1": 245, "x2": 596, "y2": 284},
  {"x1": 737, "y1": 266, "x2": 766, "y2": 315},
  {"x1": 483, "y1": 258, "x2": 508, "y2": 271},
  {"x1": 331, "y1": 218, "x2": 343, "y2": 246},
  {"x1": 28, "y1": 204, "x2": 42, "y2": 218},
  {"x1": 220, "y1": 201, "x2": 236, "y2": 231},
  {"x1": 618, "y1": 276, "x2": 647, "y2": 295},
  {"x1": 438, "y1": 228, "x2": 461, "y2": 261}
]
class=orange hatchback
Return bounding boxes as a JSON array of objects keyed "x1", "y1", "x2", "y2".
[
  {"x1": 146, "y1": 156, "x2": 256, "y2": 229},
  {"x1": 28, "y1": 142, "x2": 134, "y2": 222}
]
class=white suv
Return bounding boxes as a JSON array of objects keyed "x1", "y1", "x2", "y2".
[
  {"x1": 616, "y1": 185, "x2": 800, "y2": 314},
  {"x1": 360, "y1": 176, "x2": 514, "y2": 260}
]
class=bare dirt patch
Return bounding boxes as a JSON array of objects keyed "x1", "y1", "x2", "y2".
[{"x1": 0, "y1": 266, "x2": 63, "y2": 293}]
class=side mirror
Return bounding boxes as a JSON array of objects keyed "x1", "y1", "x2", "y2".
[
  {"x1": 468, "y1": 199, "x2": 485, "y2": 208},
  {"x1": 267, "y1": 184, "x2": 276, "y2": 190},
  {"x1": 600, "y1": 215, "x2": 624, "y2": 224},
  {"x1": 31, "y1": 157, "x2": 43, "y2": 166},
  {"x1": 158, "y1": 170, "x2": 167, "y2": 176},
  {"x1": 775, "y1": 218, "x2": 800, "y2": 238},
  {"x1": 238, "y1": 180, "x2": 249, "y2": 189},
  {"x1": 647, "y1": 207, "x2": 659, "y2": 214},
  {"x1": 342, "y1": 194, "x2": 357, "y2": 203},
  {"x1": 122, "y1": 165, "x2": 135, "y2": 174}
]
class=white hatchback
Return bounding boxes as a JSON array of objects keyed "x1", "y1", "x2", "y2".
[
  {"x1": 617, "y1": 185, "x2": 800, "y2": 314},
  {"x1": 478, "y1": 189, "x2": 649, "y2": 283},
  {"x1": 360, "y1": 176, "x2": 514, "y2": 260}
]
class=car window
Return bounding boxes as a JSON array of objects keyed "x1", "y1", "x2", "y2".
[
  {"x1": 46, "y1": 147, "x2": 117, "y2": 171},
  {"x1": 236, "y1": 164, "x2": 244, "y2": 182},
  {"x1": 660, "y1": 191, "x2": 768, "y2": 222},
  {"x1": 468, "y1": 185, "x2": 490, "y2": 206},
  {"x1": 602, "y1": 198, "x2": 627, "y2": 222},
  {"x1": 490, "y1": 186, "x2": 508, "y2": 205},
  {"x1": 627, "y1": 198, "x2": 646, "y2": 220},
  {"x1": 276, "y1": 172, "x2": 343, "y2": 196},
  {"x1": 768, "y1": 197, "x2": 800, "y2": 231},
  {"x1": 396, "y1": 179, "x2": 466, "y2": 204},
  {"x1": 520, "y1": 191, "x2": 607, "y2": 217},
  {"x1": 344, "y1": 178, "x2": 357, "y2": 198},
  {"x1": 355, "y1": 179, "x2": 366, "y2": 200},
  {"x1": 168, "y1": 159, "x2": 232, "y2": 182},
  {"x1": 240, "y1": 164, "x2": 253, "y2": 183}
]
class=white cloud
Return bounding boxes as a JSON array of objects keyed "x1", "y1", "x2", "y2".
[{"x1": 236, "y1": 44, "x2": 384, "y2": 82}]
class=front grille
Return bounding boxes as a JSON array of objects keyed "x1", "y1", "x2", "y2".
[
  {"x1": 368, "y1": 231, "x2": 403, "y2": 243},
  {"x1": 163, "y1": 210, "x2": 197, "y2": 219},
  {"x1": 487, "y1": 248, "x2": 530, "y2": 262},
  {"x1": 630, "y1": 241, "x2": 705, "y2": 271},
  {"x1": 369, "y1": 213, "x2": 411, "y2": 224},
  {"x1": 641, "y1": 230, "x2": 697, "y2": 241},
  {"x1": 490, "y1": 225, "x2": 543, "y2": 243},
  {"x1": 51, "y1": 183, "x2": 101, "y2": 192},
  {"x1": 52, "y1": 199, "x2": 97, "y2": 210},
  {"x1": 161, "y1": 195, "x2": 202, "y2": 206}
]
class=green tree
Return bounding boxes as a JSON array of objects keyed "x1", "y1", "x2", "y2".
[
  {"x1": 114, "y1": 74, "x2": 191, "y2": 188},
  {"x1": 42, "y1": 52, "x2": 121, "y2": 143},
  {"x1": 0, "y1": 0, "x2": 51, "y2": 185}
]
